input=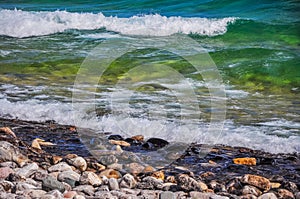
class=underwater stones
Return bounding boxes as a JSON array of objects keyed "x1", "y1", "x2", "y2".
[
  {"x1": 108, "y1": 134, "x2": 124, "y2": 141},
  {"x1": 109, "y1": 140, "x2": 131, "y2": 147},
  {"x1": 241, "y1": 174, "x2": 271, "y2": 191},
  {"x1": 142, "y1": 138, "x2": 169, "y2": 149},
  {"x1": 0, "y1": 141, "x2": 29, "y2": 167},
  {"x1": 233, "y1": 157, "x2": 257, "y2": 166}
]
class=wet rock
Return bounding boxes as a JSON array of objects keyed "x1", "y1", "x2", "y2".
[
  {"x1": 257, "y1": 193, "x2": 277, "y2": 199},
  {"x1": 233, "y1": 158, "x2": 256, "y2": 166},
  {"x1": 176, "y1": 174, "x2": 207, "y2": 192},
  {"x1": 109, "y1": 140, "x2": 131, "y2": 147},
  {"x1": 98, "y1": 155, "x2": 118, "y2": 165},
  {"x1": 51, "y1": 156, "x2": 63, "y2": 165},
  {"x1": 16, "y1": 163, "x2": 39, "y2": 178},
  {"x1": 99, "y1": 169, "x2": 122, "y2": 179},
  {"x1": 131, "y1": 135, "x2": 144, "y2": 142},
  {"x1": 108, "y1": 134, "x2": 124, "y2": 141},
  {"x1": 143, "y1": 138, "x2": 169, "y2": 149},
  {"x1": 125, "y1": 162, "x2": 145, "y2": 175},
  {"x1": 48, "y1": 162, "x2": 72, "y2": 172},
  {"x1": 80, "y1": 171, "x2": 102, "y2": 186},
  {"x1": 42, "y1": 175, "x2": 65, "y2": 193},
  {"x1": 281, "y1": 181, "x2": 298, "y2": 193},
  {"x1": 108, "y1": 177, "x2": 119, "y2": 190},
  {"x1": 208, "y1": 180, "x2": 226, "y2": 192},
  {"x1": 0, "y1": 167, "x2": 14, "y2": 179},
  {"x1": 277, "y1": 189, "x2": 294, "y2": 199},
  {"x1": 119, "y1": 173, "x2": 137, "y2": 189},
  {"x1": 242, "y1": 185, "x2": 262, "y2": 196},
  {"x1": 227, "y1": 178, "x2": 243, "y2": 195},
  {"x1": 0, "y1": 141, "x2": 29, "y2": 167},
  {"x1": 138, "y1": 176, "x2": 163, "y2": 190},
  {"x1": 73, "y1": 185, "x2": 95, "y2": 196},
  {"x1": 66, "y1": 156, "x2": 87, "y2": 172},
  {"x1": 151, "y1": 171, "x2": 165, "y2": 181},
  {"x1": 57, "y1": 170, "x2": 80, "y2": 187},
  {"x1": 241, "y1": 174, "x2": 270, "y2": 191}
]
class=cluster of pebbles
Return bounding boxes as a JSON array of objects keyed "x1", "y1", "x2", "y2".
[{"x1": 0, "y1": 119, "x2": 299, "y2": 199}]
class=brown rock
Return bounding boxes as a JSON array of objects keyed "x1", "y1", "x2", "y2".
[
  {"x1": 80, "y1": 171, "x2": 102, "y2": 186},
  {"x1": 125, "y1": 162, "x2": 145, "y2": 175},
  {"x1": 151, "y1": 171, "x2": 165, "y2": 181},
  {"x1": 0, "y1": 127, "x2": 17, "y2": 138},
  {"x1": 241, "y1": 174, "x2": 270, "y2": 191},
  {"x1": 233, "y1": 157, "x2": 256, "y2": 166},
  {"x1": 90, "y1": 162, "x2": 106, "y2": 171},
  {"x1": 166, "y1": 176, "x2": 176, "y2": 183},
  {"x1": 51, "y1": 156, "x2": 63, "y2": 165},
  {"x1": 143, "y1": 165, "x2": 155, "y2": 173},
  {"x1": 109, "y1": 140, "x2": 130, "y2": 147},
  {"x1": 67, "y1": 156, "x2": 87, "y2": 172},
  {"x1": 131, "y1": 135, "x2": 144, "y2": 141},
  {"x1": 99, "y1": 169, "x2": 122, "y2": 179},
  {"x1": 277, "y1": 189, "x2": 294, "y2": 199},
  {"x1": 0, "y1": 141, "x2": 29, "y2": 167},
  {"x1": 270, "y1": 182, "x2": 281, "y2": 189}
]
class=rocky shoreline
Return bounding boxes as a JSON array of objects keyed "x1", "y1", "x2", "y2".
[{"x1": 0, "y1": 118, "x2": 299, "y2": 199}]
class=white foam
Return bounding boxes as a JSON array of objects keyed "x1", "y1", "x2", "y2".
[
  {"x1": 0, "y1": 9, "x2": 236, "y2": 38},
  {"x1": 0, "y1": 98, "x2": 299, "y2": 154}
]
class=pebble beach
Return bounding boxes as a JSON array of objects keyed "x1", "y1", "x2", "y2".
[{"x1": 0, "y1": 118, "x2": 299, "y2": 199}]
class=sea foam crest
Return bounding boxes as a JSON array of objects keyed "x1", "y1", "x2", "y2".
[{"x1": 0, "y1": 9, "x2": 236, "y2": 38}]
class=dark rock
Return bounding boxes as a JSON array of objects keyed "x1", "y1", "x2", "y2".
[
  {"x1": 143, "y1": 138, "x2": 169, "y2": 150},
  {"x1": 281, "y1": 181, "x2": 299, "y2": 193},
  {"x1": 138, "y1": 176, "x2": 163, "y2": 190},
  {"x1": 242, "y1": 185, "x2": 262, "y2": 196},
  {"x1": 108, "y1": 135, "x2": 124, "y2": 141},
  {"x1": 176, "y1": 174, "x2": 206, "y2": 192},
  {"x1": 42, "y1": 175, "x2": 65, "y2": 193},
  {"x1": 277, "y1": 189, "x2": 295, "y2": 199}
]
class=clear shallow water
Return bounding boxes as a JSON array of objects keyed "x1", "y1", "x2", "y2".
[{"x1": 0, "y1": 0, "x2": 299, "y2": 153}]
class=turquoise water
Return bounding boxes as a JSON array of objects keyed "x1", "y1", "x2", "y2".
[{"x1": 0, "y1": 0, "x2": 299, "y2": 153}]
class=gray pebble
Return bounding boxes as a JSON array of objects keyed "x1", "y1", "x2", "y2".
[
  {"x1": 73, "y1": 185, "x2": 95, "y2": 196},
  {"x1": 120, "y1": 173, "x2": 137, "y2": 189},
  {"x1": 258, "y1": 193, "x2": 278, "y2": 199},
  {"x1": 42, "y1": 175, "x2": 65, "y2": 193},
  {"x1": 108, "y1": 177, "x2": 119, "y2": 190},
  {"x1": 160, "y1": 191, "x2": 176, "y2": 199},
  {"x1": 16, "y1": 163, "x2": 39, "y2": 178}
]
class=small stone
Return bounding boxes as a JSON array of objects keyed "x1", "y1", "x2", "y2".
[
  {"x1": 282, "y1": 181, "x2": 299, "y2": 193},
  {"x1": 138, "y1": 176, "x2": 163, "y2": 190},
  {"x1": 57, "y1": 170, "x2": 80, "y2": 187},
  {"x1": 48, "y1": 162, "x2": 72, "y2": 172},
  {"x1": 270, "y1": 182, "x2": 281, "y2": 189},
  {"x1": 94, "y1": 191, "x2": 117, "y2": 198},
  {"x1": 295, "y1": 192, "x2": 300, "y2": 199},
  {"x1": 208, "y1": 180, "x2": 226, "y2": 192},
  {"x1": 242, "y1": 185, "x2": 262, "y2": 196},
  {"x1": 63, "y1": 191, "x2": 77, "y2": 198},
  {"x1": 143, "y1": 165, "x2": 155, "y2": 173},
  {"x1": 0, "y1": 127, "x2": 17, "y2": 138},
  {"x1": 0, "y1": 180, "x2": 14, "y2": 192},
  {"x1": 40, "y1": 194, "x2": 56, "y2": 199},
  {"x1": 74, "y1": 195, "x2": 86, "y2": 199},
  {"x1": 99, "y1": 169, "x2": 122, "y2": 179},
  {"x1": 166, "y1": 176, "x2": 176, "y2": 183},
  {"x1": 26, "y1": 177, "x2": 42, "y2": 188},
  {"x1": 241, "y1": 174, "x2": 270, "y2": 191},
  {"x1": 62, "y1": 182, "x2": 72, "y2": 192},
  {"x1": 16, "y1": 162, "x2": 39, "y2": 177},
  {"x1": 189, "y1": 191, "x2": 213, "y2": 199},
  {"x1": 125, "y1": 162, "x2": 145, "y2": 175},
  {"x1": 90, "y1": 162, "x2": 106, "y2": 171},
  {"x1": 258, "y1": 193, "x2": 277, "y2": 199},
  {"x1": 46, "y1": 189, "x2": 64, "y2": 198},
  {"x1": 277, "y1": 189, "x2": 294, "y2": 199},
  {"x1": 80, "y1": 171, "x2": 102, "y2": 186},
  {"x1": 131, "y1": 135, "x2": 144, "y2": 141},
  {"x1": 16, "y1": 182, "x2": 38, "y2": 192},
  {"x1": 176, "y1": 174, "x2": 206, "y2": 192},
  {"x1": 109, "y1": 140, "x2": 130, "y2": 147},
  {"x1": 0, "y1": 161, "x2": 18, "y2": 169},
  {"x1": 119, "y1": 173, "x2": 137, "y2": 189},
  {"x1": 98, "y1": 155, "x2": 118, "y2": 165},
  {"x1": 120, "y1": 188, "x2": 141, "y2": 195},
  {"x1": 0, "y1": 167, "x2": 14, "y2": 179},
  {"x1": 51, "y1": 156, "x2": 63, "y2": 165},
  {"x1": 108, "y1": 177, "x2": 119, "y2": 190},
  {"x1": 162, "y1": 183, "x2": 177, "y2": 191},
  {"x1": 151, "y1": 171, "x2": 165, "y2": 181},
  {"x1": 210, "y1": 195, "x2": 230, "y2": 199},
  {"x1": 66, "y1": 157, "x2": 87, "y2": 172},
  {"x1": 73, "y1": 185, "x2": 95, "y2": 196},
  {"x1": 33, "y1": 169, "x2": 48, "y2": 181},
  {"x1": 97, "y1": 185, "x2": 109, "y2": 191},
  {"x1": 233, "y1": 158, "x2": 256, "y2": 166},
  {"x1": 160, "y1": 191, "x2": 176, "y2": 199},
  {"x1": 0, "y1": 141, "x2": 29, "y2": 167},
  {"x1": 140, "y1": 190, "x2": 161, "y2": 199},
  {"x1": 42, "y1": 175, "x2": 65, "y2": 193},
  {"x1": 24, "y1": 189, "x2": 47, "y2": 198},
  {"x1": 240, "y1": 194, "x2": 257, "y2": 199}
]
